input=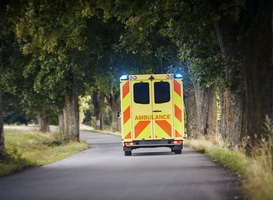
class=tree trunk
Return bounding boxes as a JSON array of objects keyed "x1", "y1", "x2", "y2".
[
  {"x1": 106, "y1": 91, "x2": 121, "y2": 132},
  {"x1": 194, "y1": 82, "x2": 218, "y2": 136},
  {"x1": 242, "y1": 1, "x2": 273, "y2": 144},
  {"x1": 213, "y1": 0, "x2": 273, "y2": 148},
  {"x1": 92, "y1": 91, "x2": 104, "y2": 130},
  {"x1": 58, "y1": 111, "x2": 64, "y2": 135},
  {"x1": 218, "y1": 88, "x2": 226, "y2": 139},
  {"x1": 37, "y1": 112, "x2": 50, "y2": 132},
  {"x1": 213, "y1": 8, "x2": 245, "y2": 144},
  {"x1": 0, "y1": 86, "x2": 5, "y2": 159},
  {"x1": 0, "y1": 83, "x2": 6, "y2": 158},
  {"x1": 111, "y1": 108, "x2": 120, "y2": 132},
  {"x1": 207, "y1": 85, "x2": 218, "y2": 136},
  {"x1": 218, "y1": 87, "x2": 244, "y2": 148},
  {"x1": 0, "y1": 0, "x2": 7, "y2": 159},
  {"x1": 63, "y1": 73, "x2": 79, "y2": 142},
  {"x1": 184, "y1": 87, "x2": 199, "y2": 137}
]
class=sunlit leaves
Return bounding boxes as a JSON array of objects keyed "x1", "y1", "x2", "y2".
[{"x1": 9, "y1": 0, "x2": 91, "y2": 59}]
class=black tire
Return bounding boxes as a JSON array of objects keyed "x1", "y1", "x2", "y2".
[
  {"x1": 174, "y1": 150, "x2": 182, "y2": 154},
  {"x1": 124, "y1": 151, "x2": 132, "y2": 156}
]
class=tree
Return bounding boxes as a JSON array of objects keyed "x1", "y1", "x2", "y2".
[
  {"x1": 168, "y1": 2, "x2": 223, "y2": 138},
  {"x1": 6, "y1": 0, "x2": 96, "y2": 141},
  {"x1": 211, "y1": 0, "x2": 273, "y2": 146},
  {"x1": 159, "y1": 0, "x2": 273, "y2": 147},
  {"x1": 0, "y1": 0, "x2": 9, "y2": 159},
  {"x1": 1, "y1": 35, "x2": 36, "y2": 127}
]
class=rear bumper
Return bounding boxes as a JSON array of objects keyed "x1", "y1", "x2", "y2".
[{"x1": 123, "y1": 139, "x2": 183, "y2": 151}]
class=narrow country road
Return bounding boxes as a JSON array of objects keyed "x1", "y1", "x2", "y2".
[{"x1": 0, "y1": 131, "x2": 241, "y2": 200}]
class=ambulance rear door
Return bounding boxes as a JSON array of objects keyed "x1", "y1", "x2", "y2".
[
  {"x1": 131, "y1": 74, "x2": 174, "y2": 141},
  {"x1": 152, "y1": 75, "x2": 173, "y2": 139}
]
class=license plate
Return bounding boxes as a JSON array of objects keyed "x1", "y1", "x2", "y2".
[{"x1": 139, "y1": 140, "x2": 168, "y2": 145}]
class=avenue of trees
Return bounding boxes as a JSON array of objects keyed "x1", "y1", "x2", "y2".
[{"x1": 0, "y1": 0, "x2": 272, "y2": 158}]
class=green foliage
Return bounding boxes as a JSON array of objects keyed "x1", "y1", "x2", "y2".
[
  {"x1": 98, "y1": 0, "x2": 225, "y2": 85},
  {"x1": 1, "y1": 34, "x2": 42, "y2": 124},
  {"x1": 4, "y1": 2, "x2": 102, "y2": 127},
  {"x1": 42, "y1": 132, "x2": 64, "y2": 147},
  {"x1": 7, "y1": 0, "x2": 91, "y2": 59},
  {"x1": 79, "y1": 95, "x2": 91, "y2": 124},
  {"x1": 0, "y1": 147, "x2": 30, "y2": 176},
  {"x1": 23, "y1": 57, "x2": 68, "y2": 98},
  {"x1": 162, "y1": 1, "x2": 224, "y2": 88}
]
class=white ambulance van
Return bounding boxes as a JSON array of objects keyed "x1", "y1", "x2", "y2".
[{"x1": 119, "y1": 74, "x2": 184, "y2": 156}]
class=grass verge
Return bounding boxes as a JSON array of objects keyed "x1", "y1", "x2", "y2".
[
  {"x1": 185, "y1": 136, "x2": 251, "y2": 176},
  {"x1": 185, "y1": 135, "x2": 273, "y2": 200},
  {"x1": 0, "y1": 129, "x2": 89, "y2": 177}
]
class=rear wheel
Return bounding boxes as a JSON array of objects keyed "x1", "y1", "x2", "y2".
[
  {"x1": 124, "y1": 151, "x2": 132, "y2": 156},
  {"x1": 174, "y1": 150, "x2": 182, "y2": 154}
]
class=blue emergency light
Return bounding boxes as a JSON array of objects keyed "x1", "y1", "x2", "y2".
[
  {"x1": 174, "y1": 73, "x2": 183, "y2": 79},
  {"x1": 120, "y1": 75, "x2": 129, "y2": 80}
]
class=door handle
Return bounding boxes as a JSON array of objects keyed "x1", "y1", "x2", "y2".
[{"x1": 153, "y1": 110, "x2": 162, "y2": 112}]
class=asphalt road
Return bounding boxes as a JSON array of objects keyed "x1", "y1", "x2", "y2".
[{"x1": 0, "y1": 131, "x2": 241, "y2": 200}]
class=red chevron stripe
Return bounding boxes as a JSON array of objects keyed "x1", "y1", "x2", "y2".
[
  {"x1": 122, "y1": 81, "x2": 129, "y2": 99},
  {"x1": 155, "y1": 120, "x2": 172, "y2": 137},
  {"x1": 175, "y1": 130, "x2": 182, "y2": 138},
  {"x1": 123, "y1": 106, "x2": 130, "y2": 124},
  {"x1": 175, "y1": 105, "x2": 182, "y2": 122},
  {"x1": 174, "y1": 79, "x2": 181, "y2": 96},
  {"x1": 125, "y1": 131, "x2": 132, "y2": 139},
  {"x1": 134, "y1": 121, "x2": 150, "y2": 138}
]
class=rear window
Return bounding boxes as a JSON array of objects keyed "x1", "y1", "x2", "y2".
[
  {"x1": 133, "y1": 82, "x2": 149, "y2": 104},
  {"x1": 154, "y1": 82, "x2": 170, "y2": 103}
]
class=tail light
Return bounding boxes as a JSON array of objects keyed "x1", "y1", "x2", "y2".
[
  {"x1": 171, "y1": 140, "x2": 182, "y2": 145},
  {"x1": 125, "y1": 142, "x2": 136, "y2": 146}
]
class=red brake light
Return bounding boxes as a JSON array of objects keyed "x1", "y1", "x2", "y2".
[
  {"x1": 125, "y1": 142, "x2": 136, "y2": 146},
  {"x1": 172, "y1": 140, "x2": 182, "y2": 145}
]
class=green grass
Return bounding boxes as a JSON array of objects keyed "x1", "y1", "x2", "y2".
[
  {"x1": 185, "y1": 136, "x2": 251, "y2": 176},
  {"x1": 205, "y1": 145, "x2": 251, "y2": 175},
  {"x1": 0, "y1": 129, "x2": 89, "y2": 176}
]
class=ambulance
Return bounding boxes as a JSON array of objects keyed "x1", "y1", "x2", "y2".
[{"x1": 119, "y1": 73, "x2": 184, "y2": 156}]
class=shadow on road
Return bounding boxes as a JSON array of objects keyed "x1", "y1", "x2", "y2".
[
  {"x1": 131, "y1": 147, "x2": 201, "y2": 156},
  {"x1": 132, "y1": 151, "x2": 176, "y2": 156}
]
